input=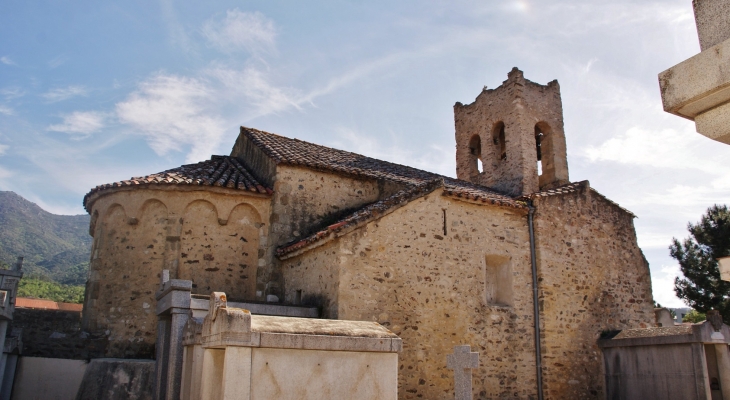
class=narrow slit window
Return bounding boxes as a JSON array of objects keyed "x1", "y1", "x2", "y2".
[
  {"x1": 442, "y1": 209, "x2": 447, "y2": 236},
  {"x1": 493, "y1": 122, "x2": 506, "y2": 161}
]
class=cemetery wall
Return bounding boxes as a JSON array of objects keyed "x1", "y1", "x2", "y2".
[
  {"x1": 13, "y1": 308, "x2": 106, "y2": 359},
  {"x1": 283, "y1": 190, "x2": 539, "y2": 399},
  {"x1": 532, "y1": 186, "x2": 655, "y2": 399},
  {"x1": 82, "y1": 187, "x2": 270, "y2": 358}
]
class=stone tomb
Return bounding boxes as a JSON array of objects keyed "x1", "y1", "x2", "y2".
[
  {"x1": 180, "y1": 292, "x2": 402, "y2": 400},
  {"x1": 599, "y1": 311, "x2": 730, "y2": 400}
]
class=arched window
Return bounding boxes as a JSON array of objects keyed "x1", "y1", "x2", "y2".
[
  {"x1": 492, "y1": 122, "x2": 506, "y2": 161},
  {"x1": 468, "y1": 134, "x2": 483, "y2": 173},
  {"x1": 534, "y1": 122, "x2": 555, "y2": 186}
]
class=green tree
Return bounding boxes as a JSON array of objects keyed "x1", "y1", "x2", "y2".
[
  {"x1": 672, "y1": 205, "x2": 730, "y2": 321},
  {"x1": 682, "y1": 309, "x2": 706, "y2": 323}
]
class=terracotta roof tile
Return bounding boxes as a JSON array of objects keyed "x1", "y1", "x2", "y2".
[
  {"x1": 518, "y1": 180, "x2": 635, "y2": 217},
  {"x1": 83, "y1": 155, "x2": 271, "y2": 211},
  {"x1": 241, "y1": 127, "x2": 524, "y2": 209},
  {"x1": 16, "y1": 297, "x2": 83, "y2": 311}
]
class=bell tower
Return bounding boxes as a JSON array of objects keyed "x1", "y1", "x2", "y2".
[{"x1": 454, "y1": 68, "x2": 569, "y2": 196}]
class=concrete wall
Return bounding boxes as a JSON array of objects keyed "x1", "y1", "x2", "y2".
[
  {"x1": 83, "y1": 186, "x2": 270, "y2": 358},
  {"x1": 454, "y1": 68, "x2": 568, "y2": 196},
  {"x1": 74, "y1": 358, "x2": 155, "y2": 400},
  {"x1": 533, "y1": 187, "x2": 655, "y2": 399},
  {"x1": 11, "y1": 357, "x2": 86, "y2": 400},
  {"x1": 601, "y1": 343, "x2": 710, "y2": 400},
  {"x1": 250, "y1": 348, "x2": 397, "y2": 400}
]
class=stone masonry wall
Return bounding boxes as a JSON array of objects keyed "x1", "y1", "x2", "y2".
[
  {"x1": 454, "y1": 68, "x2": 568, "y2": 196},
  {"x1": 266, "y1": 166, "x2": 391, "y2": 300},
  {"x1": 283, "y1": 191, "x2": 538, "y2": 399},
  {"x1": 83, "y1": 186, "x2": 270, "y2": 358},
  {"x1": 282, "y1": 240, "x2": 341, "y2": 318},
  {"x1": 12, "y1": 308, "x2": 107, "y2": 359},
  {"x1": 532, "y1": 185, "x2": 655, "y2": 399}
]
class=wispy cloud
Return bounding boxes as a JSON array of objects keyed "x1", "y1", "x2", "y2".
[
  {"x1": 159, "y1": 0, "x2": 194, "y2": 52},
  {"x1": 0, "y1": 106, "x2": 13, "y2": 116},
  {"x1": 48, "y1": 55, "x2": 68, "y2": 69},
  {"x1": 0, "y1": 56, "x2": 16, "y2": 66},
  {"x1": 1, "y1": 87, "x2": 25, "y2": 100},
  {"x1": 330, "y1": 127, "x2": 454, "y2": 177},
  {"x1": 0, "y1": 144, "x2": 8, "y2": 155},
  {"x1": 116, "y1": 74, "x2": 226, "y2": 162},
  {"x1": 651, "y1": 263, "x2": 686, "y2": 308},
  {"x1": 202, "y1": 10, "x2": 276, "y2": 55},
  {"x1": 584, "y1": 127, "x2": 721, "y2": 174},
  {"x1": 48, "y1": 111, "x2": 106, "y2": 137},
  {"x1": 41, "y1": 85, "x2": 88, "y2": 102}
]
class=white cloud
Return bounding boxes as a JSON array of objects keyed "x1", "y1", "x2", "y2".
[
  {"x1": 48, "y1": 111, "x2": 106, "y2": 137},
  {"x1": 1, "y1": 87, "x2": 25, "y2": 100},
  {"x1": 202, "y1": 10, "x2": 276, "y2": 55},
  {"x1": 41, "y1": 85, "x2": 88, "y2": 102},
  {"x1": 116, "y1": 74, "x2": 226, "y2": 162},
  {"x1": 584, "y1": 127, "x2": 722, "y2": 174},
  {"x1": 0, "y1": 57, "x2": 16, "y2": 66},
  {"x1": 330, "y1": 127, "x2": 454, "y2": 177},
  {"x1": 651, "y1": 263, "x2": 687, "y2": 308},
  {"x1": 0, "y1": 144, "x2": 8, "y2": 155},
  {"x1": 0, "y1": 105, "x2": 13, "y2": 116},
  {"x1": 207, "y1": 65, "x2": 304, "y2": 117}
]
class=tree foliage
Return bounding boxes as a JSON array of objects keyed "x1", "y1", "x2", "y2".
[
  {"x1": 681, "y1": 309, "x2": 706, "y2": 323},
  {"x1": 672, "y1": 205, "x2": 730, "y2": 321},
  {"x1": 17, "y1": 276, "x2": 84, "y2": 303}
]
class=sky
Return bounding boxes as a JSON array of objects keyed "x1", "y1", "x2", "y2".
[{"x1": 1, "y1": 0, "x2": 728, "y2": 307}]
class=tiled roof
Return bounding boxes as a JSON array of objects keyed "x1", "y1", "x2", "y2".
[
  {"x1": 610, "y1": 325, "x2": 693, "y2": 340},
  {"x1": 278, "y1": 179, "x2": 443, "y2": 259},
  {"x1": 518, "y1": 181, "x2": 588, "y2": 199},
  {"x1": 241, "y1": 127, "x2": 524, "y2": 209},
  {"x1": 518, "y1": 180, "x2": 635, "y2": 217},
  {"x1": 83, "y1": 155, "x2": 272, "y2": 211},
  {"x1": 16, "y1": 297, "x2": 83, "y2": 312}
]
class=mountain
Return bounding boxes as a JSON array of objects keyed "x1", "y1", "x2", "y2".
[{"x1": 0, "y1": 191, "x2": 90, "y2": 285}]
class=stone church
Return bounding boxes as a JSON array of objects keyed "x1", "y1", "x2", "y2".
[{"x1": 81, "y1": 68, "x2": 655, "y2": 399}]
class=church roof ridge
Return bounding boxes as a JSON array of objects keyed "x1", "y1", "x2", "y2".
[
  {"x1": 82, "y1": 155, "x2": 272, "y2": 212},
  {"x1": 239, "y1": 126, "x2": 524, "y2": 208}
]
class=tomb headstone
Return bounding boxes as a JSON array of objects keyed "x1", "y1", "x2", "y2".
[{"x1": 447, "y1": 345, "x2": 479, "y2": 400}]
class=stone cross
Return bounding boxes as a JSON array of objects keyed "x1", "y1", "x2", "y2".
[{"x1": 447, "y1": 345, "x2": 479, "y2": 400}]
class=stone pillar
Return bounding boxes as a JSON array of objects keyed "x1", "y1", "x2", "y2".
[
  {"x1": 714, "y1": 344, "x2": 730, "y2": 400},
  {"x1": 155, "y1": 317, "x2": 170, "y2": 400},
  {"x1": 155, "y1": 270, "x2": 192, "y2": 400}
]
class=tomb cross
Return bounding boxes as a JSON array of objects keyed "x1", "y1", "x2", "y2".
[{"x1": 447, "y1": 345, "x2": 479, "y2": 400}]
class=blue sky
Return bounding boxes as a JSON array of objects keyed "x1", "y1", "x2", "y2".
[{"x1": 1, "y1": 0, "x2": 728, "y2": 306}]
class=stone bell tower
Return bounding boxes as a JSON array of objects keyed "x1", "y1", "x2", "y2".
[{"x1": 454, "y1": 68, "x2": 569, "y2": 196}]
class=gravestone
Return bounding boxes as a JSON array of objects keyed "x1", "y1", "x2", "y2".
[{"x1": 447, "y1": 345, "x2": 479, "y2": 400}]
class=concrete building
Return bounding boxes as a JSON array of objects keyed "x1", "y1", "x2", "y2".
[
  {"x1": 81, "y1": 68, "x2": 655, "y2": 399},
  {"x1": 659, "y1": 0, "x2": 730, "y2": 144}
]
